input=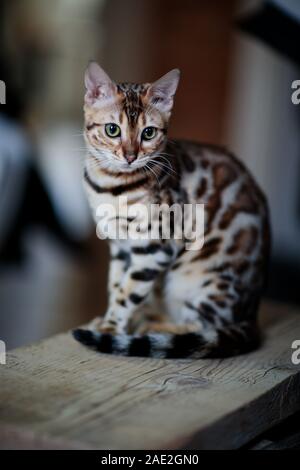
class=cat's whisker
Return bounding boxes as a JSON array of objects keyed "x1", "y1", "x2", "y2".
[
  {"x1": 158, "y1": 152, "x2": 174, "y2": 159},
  {"x1": 148, "y1": 158, "x2": 177, "y2": 177},
  {"x1": 157, "y1": 162, "x2": 177, "y2": 176},
  {"x1": 157, "y1": 154, "x2": 177, "y2": 168},
  {"x1": 145, "y1": 163, "x2": 161, "y2": 186},
  {"x1": 148, "y1": 160, "x2": 171, "y2": 175},
  {"x1": 156, "y1": 153, "x2": 175, "y2": 166}
]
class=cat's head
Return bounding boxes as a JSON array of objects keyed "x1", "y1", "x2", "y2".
[{"x1": 83, "y1": 62, "x2": 180, "y2": 173}]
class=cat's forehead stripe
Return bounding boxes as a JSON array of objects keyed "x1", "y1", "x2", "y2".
[{"x1": 117, "y1": 82, "x2": 147, "y2": 127}]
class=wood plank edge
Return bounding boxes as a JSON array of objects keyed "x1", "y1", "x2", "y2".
[
  {"x1": 0, "y1": 423, "x2": 95, "y2": 450},
  {"x1": 166, "y1": 371, "x2": 300, "y2": 450}
]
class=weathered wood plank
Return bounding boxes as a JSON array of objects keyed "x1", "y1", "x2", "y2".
[{"x1": 0, "y1": 302, "x2": 299, "y2": 450}]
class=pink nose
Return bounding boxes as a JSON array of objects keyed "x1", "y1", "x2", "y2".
[{"x1": 125, "y1": 155, "x2": 137, "y2": 164}]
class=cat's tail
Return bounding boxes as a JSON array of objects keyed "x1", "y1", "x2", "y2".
[{"x1": 72, "y1": 321, "x2": 260, "y2": 359}]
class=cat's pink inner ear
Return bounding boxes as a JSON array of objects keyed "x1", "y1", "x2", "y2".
[
  {"x1": 84, "y1": 61, "x2": 116, "y2": 106},
  {"x1": 148, "y1": 69, "x2": 180, "y2": 113}
]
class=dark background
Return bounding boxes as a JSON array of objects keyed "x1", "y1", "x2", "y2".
[{"x1": 1, "y1": 0, "x2": 300, "y2": 349}]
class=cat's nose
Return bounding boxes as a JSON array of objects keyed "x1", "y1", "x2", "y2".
[{"x1": 125, "y1": 154, "x2": 137, "y2": 164}]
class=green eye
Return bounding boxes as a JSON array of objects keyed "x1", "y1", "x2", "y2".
[
  {"x1": 142, "y1": 127, "x2": 157, "y2": 141},
  {"x1": 105, "y1": 123, "x2": 121, "y2": 138}
]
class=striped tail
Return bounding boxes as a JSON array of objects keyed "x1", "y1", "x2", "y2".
[{"x1": 72, "y1": 322, "x2": 260, "y2": 359}]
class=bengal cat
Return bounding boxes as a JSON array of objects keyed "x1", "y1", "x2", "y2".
[{"x1": 73, "y1": 62, "x2": 270, "y2": 358}]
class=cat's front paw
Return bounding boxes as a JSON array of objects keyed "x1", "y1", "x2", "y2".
[
  {"x1": 87, "y1": 316, "x2": 104, "y2": 332},
  {"x1": 87, "y1": 316, "x2": 121, "y2": 335},
  {"x1": 136, "y1": 321, "x2": 200, "y2": 335}
]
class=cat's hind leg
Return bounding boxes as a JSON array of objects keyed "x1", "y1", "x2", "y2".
[{"x1": 163, "y1": 260, "x2": 261, "y2": 357}]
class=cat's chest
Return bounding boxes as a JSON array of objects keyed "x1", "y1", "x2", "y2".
[{"x1": 84, "y1": 182, "x2": 151, "y2": 240}]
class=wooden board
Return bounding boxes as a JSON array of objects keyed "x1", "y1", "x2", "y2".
[{"x1": 0, "y1": 302, "x2": 300, "y2": 450}]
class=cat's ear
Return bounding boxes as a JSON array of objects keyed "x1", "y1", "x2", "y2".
[
  {"x1": 147, "y1": 69, "x2": 180, "y2": 114},
  {"x1": 84, "y1": 61, "x2": 116, "y2": 106}
]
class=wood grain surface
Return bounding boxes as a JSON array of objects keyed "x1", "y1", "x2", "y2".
[{"x1": 0, "y1": 302, "x2": 299, "y2": 450}]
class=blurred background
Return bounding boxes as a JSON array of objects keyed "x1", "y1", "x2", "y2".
[{"x1": 0, "y1": 0, "x2": 300, "y2": 349}]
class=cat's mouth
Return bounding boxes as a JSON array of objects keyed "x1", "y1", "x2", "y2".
[
  {"x1": 87, "y1": 142, "x2": 169, "y2": 178},
  {"x1": 89, "y1": 146, "x2": 154, "y2": 174},
  {"x1": 114, "y1": 157, "x2": 153, "y2": 174}
]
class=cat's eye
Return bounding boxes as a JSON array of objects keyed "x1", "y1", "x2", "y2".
[
  {"x1": 105, "y1": 123, "x2": 121, "y2": 138},
  {"x1": 142, "y1": 127, "x2": 157, "y2": 141}
]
